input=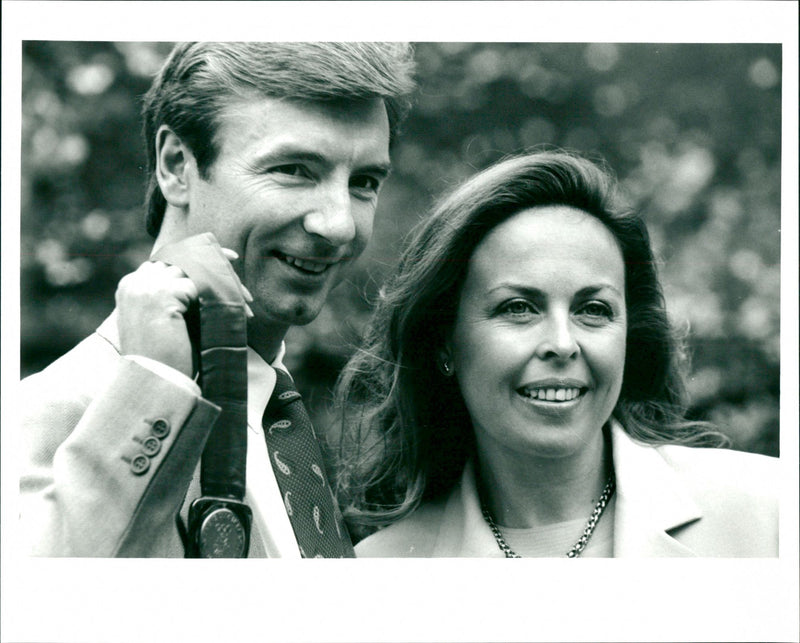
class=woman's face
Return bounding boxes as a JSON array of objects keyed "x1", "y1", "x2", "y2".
[{"x1": 448, "y1": 205, "x2": 627, "y2": 462}]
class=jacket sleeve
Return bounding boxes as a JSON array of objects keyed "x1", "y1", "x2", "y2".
[{"x1": 19, "y1": 345, "x2": 220, "y2": 557}]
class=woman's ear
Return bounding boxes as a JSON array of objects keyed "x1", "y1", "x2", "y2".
[{"x1": 155, "y1": 125, "x2": 194, "y2": 209}]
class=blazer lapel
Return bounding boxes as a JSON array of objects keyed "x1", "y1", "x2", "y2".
[
  {"x1": 430, "y1": 425, "x2": 706, "y2": 558},
  {"x1": 610, "y1": 421, "x2": 702, "y2": 557},
  {"x1": 433, "y1": 460, "x2": 507, "y2": 557}
]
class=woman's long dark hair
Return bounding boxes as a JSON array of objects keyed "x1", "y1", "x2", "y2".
[{"x1": 334, "y1": 150, "x2": 726, "y2": 531}]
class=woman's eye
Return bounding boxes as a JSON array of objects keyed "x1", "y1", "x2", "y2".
[
  {"x1": 577, "y1": 301, "x2": 613, "y2": 319},
  {"x1": 499, "y1": 300, "x2": 536, "y2": 316}
]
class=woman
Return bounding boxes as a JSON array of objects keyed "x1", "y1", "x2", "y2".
[{"x1": 335, "y1": 151, "x2": 778, "y2": 557}]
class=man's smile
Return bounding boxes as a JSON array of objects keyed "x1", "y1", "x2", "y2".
[{"x1": 272, "y1": 250, "x2": 342, "y2": 275}]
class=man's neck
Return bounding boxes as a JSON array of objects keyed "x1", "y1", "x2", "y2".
[{"x1": 246, "y1": 317, "x2": 289, "y2": 365}]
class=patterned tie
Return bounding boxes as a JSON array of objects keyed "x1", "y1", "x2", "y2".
[{"x1": 262, "y1": 369, "x2": 354, "y2": 558}]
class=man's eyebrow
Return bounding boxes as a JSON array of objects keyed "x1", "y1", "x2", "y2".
[
  {"x1": 252, "y1": 148, "x2": 325, "y2": 166},
  {"x1": 359, "y1": 162, "x2": 393, "y2": 178},
  {"x1": 253, "y1": 147, "x2": 392, "y2": 176}
]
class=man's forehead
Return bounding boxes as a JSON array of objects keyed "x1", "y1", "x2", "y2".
[
  {"x1": 215, "y1": 95, "x2": 386, "y2": 134},
  {"x1": 219, "y1": 93, "x2": 388, "y2": 122},
  {"x1": 213, "y1": 94, "x2": 391, "y2": 164}
]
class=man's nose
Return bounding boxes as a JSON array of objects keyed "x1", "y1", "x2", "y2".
[
  {"x1": 302, "y1": 183, "x2": 356, "y2": 246},
  {"x1": 535, "y1": 312, "x2": 580, "y2": 361}
]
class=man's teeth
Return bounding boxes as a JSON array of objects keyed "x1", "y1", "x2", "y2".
[
  {"x1": 281, "y1": 255, "x2": 330, "y2": 274},
  {"x1": 522, "y1": 387, "x2": 582, "y2": 402}
]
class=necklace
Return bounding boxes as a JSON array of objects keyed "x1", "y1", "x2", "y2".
[{"x1": 480, "y1": 473, "x2": 616, "y2": 558}]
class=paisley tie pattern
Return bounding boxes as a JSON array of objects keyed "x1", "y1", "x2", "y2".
[{"x1": 262, "y1": 369, "x2": 354, "y2": 558}]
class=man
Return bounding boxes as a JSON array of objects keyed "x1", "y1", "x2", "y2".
[{"x1": 19, "y1": 42, "x2": 416, "y2": 557}]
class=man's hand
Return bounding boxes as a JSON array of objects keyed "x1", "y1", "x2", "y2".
[
  {"x1": 116, "y1": 261, "x2": 199, "y2": 378},
  {"x1": 116, "y1": 248, "x2": 253, "y2": 378}
]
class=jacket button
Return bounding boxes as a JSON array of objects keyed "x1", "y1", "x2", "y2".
[
  {"x1": 141, "y1": 436, "x2": 161, "y2": 457},
  {"x1": 130, "y1": 454, "x2": 150, "y2": 475},
  {"x1": 151, "y1": 418, "x2": 170, "y2": 439}
]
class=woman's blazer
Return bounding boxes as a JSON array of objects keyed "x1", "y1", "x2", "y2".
[{"x1": 355, "y1": 421, "x2": 779, "y2": 557}]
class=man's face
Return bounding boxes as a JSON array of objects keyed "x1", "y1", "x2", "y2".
[{"x1": 178, "y1": 96, "x2": 391, "y2": 331}]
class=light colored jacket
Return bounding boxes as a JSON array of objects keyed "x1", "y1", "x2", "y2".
[
  {"x1": 18, "y1": 313, "x2": 298, "y2": 557},
  {"x1": 356, "y1": 422, "x2": 779, "y2": 557}
]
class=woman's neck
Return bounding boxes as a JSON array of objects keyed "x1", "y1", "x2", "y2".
[{"x1": 475, "y1": 427, "x2": 611, "y2": 529}]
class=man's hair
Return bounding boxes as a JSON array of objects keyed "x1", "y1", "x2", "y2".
[
  {"x1": 334, "y1": 150, "x2": 727, "y2": 533},
  {"x1": 142, "y1": 42, "x2": 416, "y2": 237}
]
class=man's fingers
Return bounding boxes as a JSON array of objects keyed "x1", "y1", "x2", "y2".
[
  {"x1": 149, "y1": 262, "x2": 198, "y2": 302},
  {"x1": 173, "y1": 275, "x2": 199, "y2": 304},
  {"x1": 152, "y1": 252, "x2": 252, "y2": 316},
  {"x1": 119, "y1": 261, "x2": 199, "y2": 309},
  {"x1": 147, "y1": 260, "x2": 187, "y2": 279},
  {"x1": 220, "y1": 247, "x2": 254, "y2": 310}
]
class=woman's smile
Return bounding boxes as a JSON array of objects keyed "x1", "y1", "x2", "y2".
[
  {"x1": 516, "y1": 378, "x2": 587, "y2": 403},
  {"x1": 517, "y1": 386, "x2": 585, "y2": 403},
  {"x1": 522, "y1": 388, "x2": 582, "y2": 402},
  {"x1": 514, "y1": 383, "x2": 589, "y2": 422}
]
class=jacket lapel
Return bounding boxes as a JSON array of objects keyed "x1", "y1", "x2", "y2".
[
  {"x1": 433, "y1": 460, "x2": 507, "y2": 557},
  {"x1": 429, "y1": 422, "x2": 705, "y2": 558},
  {"x1": 610, "y1": 421, "x2": 702, "y2": 557}
]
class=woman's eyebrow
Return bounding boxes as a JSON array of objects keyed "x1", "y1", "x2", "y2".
[
  {"x1": 486, "y1": 283, "x2": 624, "y2": 297},
  {"x1": 486, "y1": 283, "x2": 544, "y2": 297},
  {"x1": 575, "y1": 284, "x2": 624, "y2": 298}
]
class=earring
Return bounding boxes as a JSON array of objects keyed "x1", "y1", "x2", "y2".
[{"x1": 440, "y1": 358, "x2": 453, "y2": 377}]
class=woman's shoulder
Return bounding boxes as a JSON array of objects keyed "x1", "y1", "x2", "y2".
[
  {"x1": 655, "y1": 442, "x2": 779, "y2": 504},
  {"x1": 354, "y1": 498, "x2": 448, "y2": 558}
]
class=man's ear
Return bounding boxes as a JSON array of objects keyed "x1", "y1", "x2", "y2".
[{"x1": 155, "y1": 125, "x2": 195, "y2": 209}]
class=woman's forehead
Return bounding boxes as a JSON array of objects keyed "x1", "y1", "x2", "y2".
[{"x1": 470, "y1": 206, "x2": 624, "y2": 281}]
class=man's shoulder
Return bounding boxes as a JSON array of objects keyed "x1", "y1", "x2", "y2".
[{"x1": 22, "y1": 322, "x2": 121, "y2": 401}]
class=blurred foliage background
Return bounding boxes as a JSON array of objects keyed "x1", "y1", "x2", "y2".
[{"x1": 21, "y1": 42, "x2": 781, "y2": 457}]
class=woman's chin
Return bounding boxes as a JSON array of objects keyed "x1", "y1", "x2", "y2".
[{"x1": 488, "y1": 428, "x2": 599, "y2": 462}]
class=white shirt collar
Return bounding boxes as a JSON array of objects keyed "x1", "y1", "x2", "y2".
[{"x1": 246, "y1": 343, "x2": 286, "y2": 434}]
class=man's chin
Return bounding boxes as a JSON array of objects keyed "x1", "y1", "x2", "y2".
[
  {"x1": 286, "y1": 303, "x2": 320, "y2": 326},
  {"x1": 253, "y1": 296, "x2": 325, "y2": 328}
]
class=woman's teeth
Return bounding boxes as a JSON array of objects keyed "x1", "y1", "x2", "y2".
[{"x1": 521, "y1": 387, "x2": 582, "y2": 402}]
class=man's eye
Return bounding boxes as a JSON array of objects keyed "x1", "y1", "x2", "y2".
[
  {"x1": 350, "y1": 175, "x2": 381, "y2": 192},
  {"x1": 271, "y1": 164, "x2": 309, "y2": 178}
]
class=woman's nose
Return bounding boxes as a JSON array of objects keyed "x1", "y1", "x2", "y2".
[
  {"x1": 302, "y1": 183, "x2": 356, "y2": 246},
  {"x1": 535, "y1": 313, "x2": 580, "y2": 361}
]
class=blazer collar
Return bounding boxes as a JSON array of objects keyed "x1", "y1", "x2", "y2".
[
  {"x1": 431, "y1": 421, "x2": 704, "y2": 557},
  {"x1": 610, "y1": 420, "x2": 702, "y2": 557},
  {"x1": 433, "y1": 459, "x2": 506, "y2": 557}
]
